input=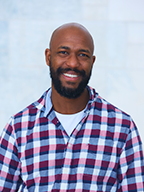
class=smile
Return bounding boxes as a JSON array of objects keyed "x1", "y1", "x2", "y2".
[{"x1": 63, "y1": 73, "x2": 79, "y2": 78}]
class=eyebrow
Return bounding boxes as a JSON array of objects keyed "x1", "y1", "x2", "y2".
[
  {"x1": 58, "y1": 46, "x2": 70, "y2": 50},
  {"x1": 79, "y1": 49, "x2": 90, "y2": 54},
  {"x1": 58, "y1": 46, "x2": 90, "y2": 54}
]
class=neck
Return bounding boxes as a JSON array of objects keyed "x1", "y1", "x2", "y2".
[{"x1": 51, "y1": 85, "x2": 89, "y2": 114}]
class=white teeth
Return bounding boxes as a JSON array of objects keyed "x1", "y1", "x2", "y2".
[{"x1": 63, "y1": 73, "x2": 78, "y2": 78}]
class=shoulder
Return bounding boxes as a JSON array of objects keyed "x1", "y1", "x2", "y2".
[
  {"x1": 5, "y1": 90, "x2": 49, "y2": 133},
  {"x1": 14, "y1": 90, "x2": 48, "y2": 117},
  {"x1": 90, "y1": 86, "x2": 129, "y2": 114},
  {"x1": 89, "y1": 86, "x2": 134, "y2": 128}
]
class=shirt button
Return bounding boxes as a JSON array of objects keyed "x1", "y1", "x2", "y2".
[
  {"x1": 63, "y1": 168, "x2": 69, "y2": 174},
  {"x1": 68, "y1": 143, "x2": 71, "y2": 148}
]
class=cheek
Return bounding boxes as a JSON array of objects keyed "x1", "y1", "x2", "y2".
[{"x1": 51, "y1": 58, "x2": 65, "y2": 69}]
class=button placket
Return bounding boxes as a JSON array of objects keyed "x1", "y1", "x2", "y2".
[{"x1": 60, "y1": 140, "x2": 73, "y2": 190}]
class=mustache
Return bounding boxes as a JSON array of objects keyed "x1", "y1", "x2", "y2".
[{"x1": 57, "y1": 67, "x2": 86, "y2": 76}]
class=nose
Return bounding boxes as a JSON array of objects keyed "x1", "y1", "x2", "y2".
[{"x1": 66, "y1": 54, "x2": 79, "y2": 68}]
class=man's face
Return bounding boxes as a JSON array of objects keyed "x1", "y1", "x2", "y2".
[
  {"x1": 49, "y1": 59, "x2": 92, "y2": 99},
  {"x1": 46, "y1": 26, "x2": 95, "y2": 98}
]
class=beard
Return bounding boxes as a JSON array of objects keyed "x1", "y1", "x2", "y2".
[{"x1": 49, "y1": 60, "x2": 92, "y2": 99}]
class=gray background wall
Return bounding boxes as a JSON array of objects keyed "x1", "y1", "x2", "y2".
[{"x1": 0, "y1": 0, "x2": 144, "y2": 145}]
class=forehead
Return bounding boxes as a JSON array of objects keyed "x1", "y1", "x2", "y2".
[{"x1": 50, "y1": 26, "x2": 94, "y2": 53}]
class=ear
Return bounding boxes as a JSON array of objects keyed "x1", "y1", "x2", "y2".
[
  {"x1": 45, "y1": 48, "x2": 51, "y2": 66},
  {"x1": 92, "y1": 55, "x2": 96, "y2": 66}
]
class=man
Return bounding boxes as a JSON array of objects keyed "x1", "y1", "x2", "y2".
[{"x1": 0, "y1": 23, "x2": 144, "y2": 191}]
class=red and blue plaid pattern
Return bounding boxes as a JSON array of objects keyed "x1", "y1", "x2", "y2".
[{"x1": 0, "y1": 86, "x2": 144, "y2": 191}]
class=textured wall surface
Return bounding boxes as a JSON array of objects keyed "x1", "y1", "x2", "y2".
[{"x1": 0, "y1": 0, "x2": 144, "y2": 145}]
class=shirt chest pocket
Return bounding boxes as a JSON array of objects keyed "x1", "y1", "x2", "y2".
[{"x1": 72, "y1": 138, "x2": 117, "y2": 179}]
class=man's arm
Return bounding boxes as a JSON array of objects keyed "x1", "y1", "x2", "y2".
[
  {"x1": 117, "y1": 120, "x2": 144, "y2": 191},
  {"x1": 0, "y1": 117, "x2": 22, "y2": 191}
]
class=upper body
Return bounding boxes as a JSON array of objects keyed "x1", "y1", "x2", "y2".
[
  {"x1": 0, "y1": 23, "x2": 144, "y2": 191},
  {"x1": 0, "y1": 86, "x2": 144, "y2": 191}
]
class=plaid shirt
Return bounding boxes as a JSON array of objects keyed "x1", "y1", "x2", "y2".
[{"x1": 0, "y1": 86, "x2": 144, "y2": 192}]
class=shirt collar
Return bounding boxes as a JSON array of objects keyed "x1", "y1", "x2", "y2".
[
  {"x1": 44, "y1": 88, "x2": 53, "y2": 117},
  {"x1": 34, "y1": 86, "x2": 98, "y2": 117}
]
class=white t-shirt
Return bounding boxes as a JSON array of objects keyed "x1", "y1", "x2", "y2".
[{"x1": 55, "y1": 109, "x2": 85, "y2": 136}]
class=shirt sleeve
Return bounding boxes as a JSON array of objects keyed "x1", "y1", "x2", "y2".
[
  {"x1": 0, "y1": 117, "x2": 22, "y2": 191},
  {"x1": 117, "y1": 119, "x2": 144, "y2": 191}
]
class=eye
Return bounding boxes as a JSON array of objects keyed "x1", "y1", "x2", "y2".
[
  {"x1": 58, "y1": 51, "x2": 68, "y2": 55},
  {"x1": 79, "y1": 53, "x2": 89, "y2": 58}
]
